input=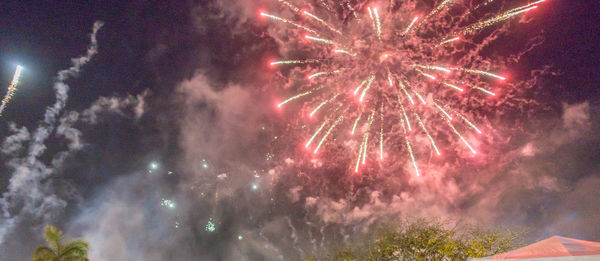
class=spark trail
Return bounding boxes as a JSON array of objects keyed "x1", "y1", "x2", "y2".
[
  {"x1": 0, "y1": 65, "x2": 24, "y2": 117},
  {"x1": 264, "y1": 0, "x2": 545, "y2": 175}
]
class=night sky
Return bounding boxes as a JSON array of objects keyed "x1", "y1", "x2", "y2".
[{"x1": 0, "y1": 0, "x2": 599, "y2": 260}]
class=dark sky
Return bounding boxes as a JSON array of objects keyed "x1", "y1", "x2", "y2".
[{"x1": 0, "y1": 0, "x2": 599, "y2": 260}]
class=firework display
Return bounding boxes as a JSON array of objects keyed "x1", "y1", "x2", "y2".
[
  {"x1": 0, "y1": 65, "x2": 24, "y2": 117},
  {"x1": 263, "y1": 0, "x2": 545, "y2": 174}
]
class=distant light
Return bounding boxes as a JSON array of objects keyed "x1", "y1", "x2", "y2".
[
  {"x1": 251, "y1": 183, "x2": 259, "y2": 191},
  {"x1": 266, "y1": 152, "x2": 273, "y2": 161},
  {"x1": 205, "y1": 219, "x2": 216, "y2": 232},
  {"x1": 149, "y1": 162, "x2": 159, "y2": 170},
  {"x1": 160, "y1": 198, "x2": 176, "y2": 209},
  {"x1": 238, "y1": 235, "x2": 244, "y2": 240},
  {"x1": 203, "y1": 163, "x2": 208, "y2": 169}
]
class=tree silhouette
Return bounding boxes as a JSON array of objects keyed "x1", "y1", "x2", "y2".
[
  {"x1": 306, "y1": 219, "x2": 525, "y2": 261},
  {"x1": 32, "y1": 225, "x2": 89, "y2": 261}
]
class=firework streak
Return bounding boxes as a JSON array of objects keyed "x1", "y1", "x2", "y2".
[
  {"x1": 264, "y1": 0, "x2": 545, "y2": 174},
  {"x1": 0, "y1": 65, "x2": 23, "y2": 117}
]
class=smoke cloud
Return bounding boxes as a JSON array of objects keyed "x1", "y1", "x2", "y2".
[{"x1": 0, "y1": 1, "x2": 598, "y2": 260}]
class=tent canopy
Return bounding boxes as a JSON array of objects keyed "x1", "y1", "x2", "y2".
[{"x1": 471, "y1": 236, "x2": 600, "y2": 260}]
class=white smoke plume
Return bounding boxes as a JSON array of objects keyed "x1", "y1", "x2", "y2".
[
  {"x1": 0, "y1": 21, "x2": 104, "y2": 246},
  {"x1": 80, "y1": 90, "x2": 148, "y2": 124}
]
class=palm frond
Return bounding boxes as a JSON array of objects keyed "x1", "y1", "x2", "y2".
[
  {"x1": 62, "y1": 257, "x2": 89, "y2": 261},
  {"x1": 32, "y1": 246, "x2": 57, "y2": 261},
  {"x1": 34, "y1": 225, "x2": 89, "y2": 261},
  {"x1": 59, "y1": 239, "x2": 89, "y2": 259},
  {"x1": 43, "y1": 225, "x2": 63, "y2": 252}
]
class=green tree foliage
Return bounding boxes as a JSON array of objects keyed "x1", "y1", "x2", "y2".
[
  {"x1": 32, "y1": 225, "x2": 89, "y2": 261},
  {"x1": 306, "y1": 219, "x2": 525, "y2": 261}
]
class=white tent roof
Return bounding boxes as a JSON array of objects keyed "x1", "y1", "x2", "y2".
[{"x1": 470, "y1": 236, "x2": 600, "y2": 260}]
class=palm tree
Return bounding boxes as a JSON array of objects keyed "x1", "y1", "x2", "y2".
[{"x1": 32, "y1": 225, "x2": 89, "y2": 261}]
